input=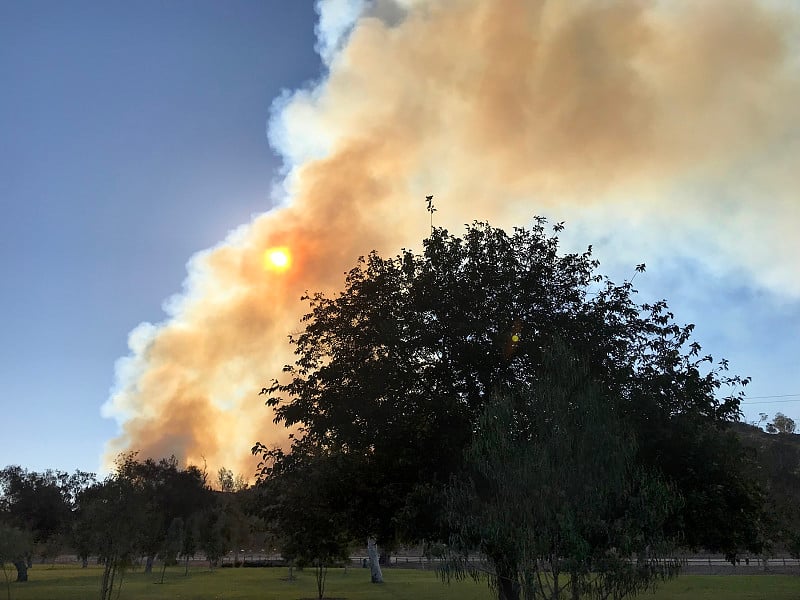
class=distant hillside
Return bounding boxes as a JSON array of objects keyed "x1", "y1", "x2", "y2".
[{"x1": 731, "y1": 420, "x2": 800, "y2": 556}]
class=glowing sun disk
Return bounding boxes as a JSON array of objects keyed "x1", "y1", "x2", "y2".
[{"x1": 263, "y1": 247, "x2": 291, "y2": 272}]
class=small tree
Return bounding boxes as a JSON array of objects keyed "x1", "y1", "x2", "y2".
[
  {"x1": 112, "y1": 455, "x2": 210, "y2": 574},
  {"x1": 768, "y1": 413, "x2": 796, "y2": 435},
  {"x1": 75, "y1": 476, "x2": 148, "y2": 600},
  {"x1": 181, "y1": 514, "x2": 200, "y2": 575},
  {"x1": 158, "y1": 517, "x2": 184, "y2": 584},
  {"x1": 217, "y1": 468, "x2": 249, "y2": 493},
  {"x1": 0, "y1": 466, "x2": 75, "y2": 581},
  {"x1": 258, "y1": 452, "x2": 351, "y2": 599},
  {"x1": 198, "y1": 506, "x2": 226, "y2": 570},
  {"x1": 0, "y1": 525, "x2": 31, "y2": 600},
  {"x1": 220, "y1": 495, "x2": 252, "y2": 567}
]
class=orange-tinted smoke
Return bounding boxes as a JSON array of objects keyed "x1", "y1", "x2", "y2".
[{"x1": 103, "y1": 0, "x2": 800, "y2": 477}]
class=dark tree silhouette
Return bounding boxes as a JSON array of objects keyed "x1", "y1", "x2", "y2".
[{"x1": 255, "y1": 219, "x2": 761, "y2": 598}]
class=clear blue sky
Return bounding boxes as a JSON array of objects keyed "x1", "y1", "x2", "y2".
[
  {"x1": 0, "y1": 1, "x2": 320, "y2": 472},
  {"x1": 1, "y1": 1, "x2": 798, "y2": 475}
]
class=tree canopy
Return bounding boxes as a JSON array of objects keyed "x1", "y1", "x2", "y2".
[
  {"x1": 258, "y1": 219, "x2": 759, "y2": 598},
  {"x1": 0, "y1": 466, "x2": 94, "y2": 581},
  {"x1": 440, "y1": 342, "x2": 681, "y2": 600},
  {"x1": 768, "y1": 413, "x2": 797, "y2": 435}
]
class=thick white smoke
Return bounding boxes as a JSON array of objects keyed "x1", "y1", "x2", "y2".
[{"x1": 103, "y1": 0, "x2": 800, "y2": 476}]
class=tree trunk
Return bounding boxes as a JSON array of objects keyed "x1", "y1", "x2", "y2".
[
  {"x1": 144, "y1": 555, "x2": 154, "y2": 574},
  {"x1": 569, "y1": 569, "x2": 581, "y2": 600},
  {"x1": 497, "y1": 575, "x2": 520, "y2": 600},
  {"x1": 314, "y1": 560, "x2": 327, "y2": 600},
  {"x1": 101, "y1": 556, "x2": 116, "y2": 600},
  {"x1": 367, "y1": 537, "x2": 383, "y2": 583},
  {"x1": 493, "y1": 559, "x2": 520, "y2": 600},
  {"x1": 551, "y1": 567, "x2": 560, "y2": 600},
  {"x1": 12, "y1": 560, "x2": 27, "y2": 582}
]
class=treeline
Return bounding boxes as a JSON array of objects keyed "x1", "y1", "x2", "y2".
[
  {"x1": 734, "y1": 419, "x2": 800, "y2": 557},
  {"x1": 4, "y1": 221, "x2": 799, "y2": 600},
  {"x1": 0, "y1": 455, "x2": 270, "y2": 599},
  {"x1": 2, "y1": 422, "x2": 797, "y2": 598}
]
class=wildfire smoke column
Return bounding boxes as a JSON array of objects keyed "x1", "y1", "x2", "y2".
[{"x1": 103, "y1": 0, "x2": 800, "y2": 476}]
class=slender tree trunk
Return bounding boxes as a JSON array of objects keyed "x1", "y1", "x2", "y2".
[
  {"x1": 551, "y1": 566, "x2": 560, "y2": 600},
  {"x1": 569, "y1": 569, "x2": 581, "y2": 600},
  {"x1": 314, "y1": 560, "x2": 327, "y2": 600},
  {"x1": 101, "y1": 555, "x2": 117, "y2": 600},
  {"x1": 100, "y1": 558, "x2": 110, "y2": 600},
  {"x1": 115, "y1": 568, "x2": 125, "y2": 600},
  {"x1": 497, "y1": 575, "x2": 520, "y2": 600},
  {"x1": 108, "y1": 560, "x2": 117, "y2": 600},
  {"x1": 492, "y1": 558, "x2": 520, "y2": 600},
  {"x1": 367, "y1": 537, "x2": 383, "y2": 583}
]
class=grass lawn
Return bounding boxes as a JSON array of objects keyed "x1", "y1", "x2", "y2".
[{"x1": 1, "y1": 565, "x2": 797, "y2": 600}]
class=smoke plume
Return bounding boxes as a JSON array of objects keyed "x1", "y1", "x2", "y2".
[{"x1": 103, "y1": 0, "x2": 800, "y2": 476}]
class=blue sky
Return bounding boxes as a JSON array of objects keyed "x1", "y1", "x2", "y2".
[
  {"x1": 1, "y1": 1, "x2": 798, "y2": 475},
  {"x1": 1, "y1": 2, "x2": 320, "y2": 472}
]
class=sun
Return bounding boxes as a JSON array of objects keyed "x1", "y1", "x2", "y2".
[{"x1": 263, "y1": 247, "x2": 291, "y2": 272}]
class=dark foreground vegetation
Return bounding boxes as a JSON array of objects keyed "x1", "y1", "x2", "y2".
[{"x1": 2, "y1": 221, "x2": 799, "y2": 600}]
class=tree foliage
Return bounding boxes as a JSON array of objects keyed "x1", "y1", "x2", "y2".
[
  {"x1": 70, "y1": 453, "x2": 212, "y2": 598},
  {"x1": 767, "y1": 413, "x2": 797, "y2": 435},
  {"x1": 256, "y1": 220, "x2": 758, "y2": 570},
  {"x1": 440, "y1": 342, "x2": 681, "y2": 600},
  {"x1": 0, "y1": 466, "x2": 93, "y2": 581},
  {"x1": 0, "y1": 524, "x2": 31, "y2": 599},
  {"x1": 217, "y1": 467, "x2": 248, "y2": 493},
  {"x1": 113, "y1": 454, "x2": 210, "y2": 573},
  {"x1": 255, "y1": 451, "x2": 352, "y2": 596},
  {"x1": 158, "y1": 517, "x2": 184, "y2": 584},
  {"x1": 734, "y1": 421, "x2": 800, "y2": 558},
  {"x1": 75, "y1": 474, "x2": 148, "y2": 600}
]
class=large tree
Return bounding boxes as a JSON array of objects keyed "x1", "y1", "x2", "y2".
[{"x1": 255, "y1": 220, "x2": 761, "y2": 595}]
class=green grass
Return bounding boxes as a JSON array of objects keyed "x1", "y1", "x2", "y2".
[
  {"x1": 1, "y1": 565, "x2": 797, "y2": 600},
  {"x1": 652, "y1": 575, "x2": 799, "y2": 600}
]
